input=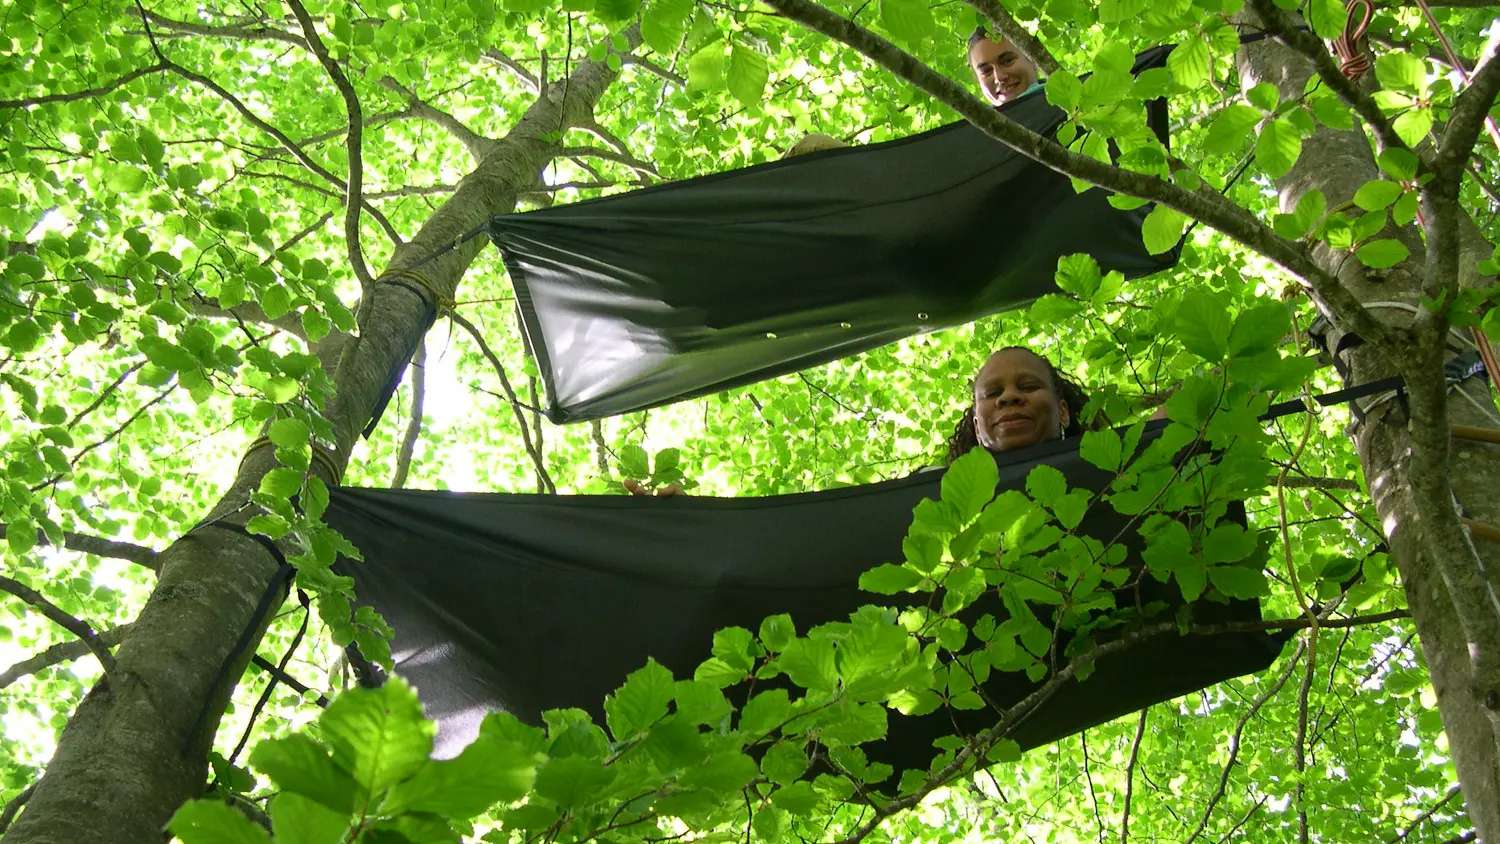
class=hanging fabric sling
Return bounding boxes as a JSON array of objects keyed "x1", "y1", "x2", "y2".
[
  {"x1": 486, "y1": 46, "x2": 1178, "y2": 423},
  {"x1": 326, "y1": 421, "x2": 1290, "y2": 769}
]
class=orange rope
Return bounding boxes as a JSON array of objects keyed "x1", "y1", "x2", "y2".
[
  {"x1": 1473, "y1": 326, "x2": 1500, "y2": 414},
  {"x1": 1333, "y1": 0, "x2": 1375, "y2": 81}
]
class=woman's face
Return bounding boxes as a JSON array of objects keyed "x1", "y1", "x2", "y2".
[
  {"x1": 972, "y1": 349, "x2": 1070, "y2": 452},
  {"x1": 968, "y1": 36, "x2": 1039, "y2": 106}
]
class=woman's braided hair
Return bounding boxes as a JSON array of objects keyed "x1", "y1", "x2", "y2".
[{"x1": 943, "y1": 347, "x2": 1094, "y2": 465}]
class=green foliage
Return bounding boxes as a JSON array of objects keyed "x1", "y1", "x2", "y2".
[{"x1": 0, "y1": 0, "x2": 1468, "y2": 841}]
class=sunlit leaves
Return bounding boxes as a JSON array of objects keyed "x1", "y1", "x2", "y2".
[
  {"x1": 880, "y1": 0, "x2": 935, "y2": 46},
  {"x1": 1376, "y1": 53, "x2": 1425, "y2": 94},
  {"x1": 942, "y1": 447, "x2": 998, "y2": 522},
  {"x1": 687, "y1": 44, "x2": 726, "y2": 92},
  {"x1": 1255, "y1": 119, "x2": 1303, "y2": 178},
  {"x1": 1353, "y1": 180, "x2": 1404, "y2": 212},
  {"x1": 1141, "y1": 205, "x2": 1186, "y2": 255},
  {"x1": 604, "y1": 658, "x2": 675, "y2": 739},
  {"x1": 1167, "y1": 37, "x2": 1210, "y2": 89},
  {"x1": 1046, "y1": 70, "x2": 1083, "y2": 112},
  {"x1": 1274, "y1": 189, "x2": 1326, "y2": 240},
  {"x1": 1205, "y1": 105, "x2": 1260, "y2": 155},
  {"x1": 1356, "y1": 239, "x2": 1411, "y2": 268},
  {"x1": 1306, "y1": 0, "x2": 1348, "y2": 40},
  {"x1": 727, "y1": 42, "x2": 769, "y2": 105},
  {"x1": 642, "y1": 0, "x2": 692, "y2": 54},
  {"x1": 1174, "y1": 291, "x2": 1233, "y2": 361},
  {"x1": 167, "y1": 799, "x2": 272, "y2": 844}
]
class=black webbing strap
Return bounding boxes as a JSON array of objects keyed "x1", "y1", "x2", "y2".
[
  {"x1": 228, "y1": 588, "x2": 313, "y2": 765},
  {"x1": 1260, "y1": 374, "x2": 1405, "y2": 421},
  {"x1": 362, "y1": 269, "x2": 450, "y2": 439},
  {"x1": 183, "y1": 521, "x2": 295, "y2": 754},
  {"x1": 250, "y1": 654, "x2": 327, "y2": 707}
]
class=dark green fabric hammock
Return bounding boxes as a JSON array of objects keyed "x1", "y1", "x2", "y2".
[
  {"x1": 328, "y1": 423, "x2": 1288, "y2": 768},
  {"x1": 486, "y1": 47, "x2": 1177, "y2": 423}
]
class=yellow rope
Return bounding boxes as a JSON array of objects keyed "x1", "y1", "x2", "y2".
[
  {"x1": 238, "y1": 435, "x2": 344, "y2": 486},
  {"x1": 381, "y1": 268, "x2": 455, "y2": 315}
]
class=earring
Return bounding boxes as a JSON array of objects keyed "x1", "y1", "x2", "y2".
[{"x1": 1058, "y1": 422, "x2": 1067, "y2": 439}]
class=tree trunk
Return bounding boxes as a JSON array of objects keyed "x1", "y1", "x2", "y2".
[
  {"x1": 1237, "y1": 29, "x2": 1500, "y2": 842},
  {"x1": 2, "y1": 56, "x2": 622, "y2": 844}
]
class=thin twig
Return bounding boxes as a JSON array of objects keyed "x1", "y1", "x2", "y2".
[
  {"x1": 0, "y1": 63, "x2": 169, "y2": 110},
  {"x1": 1387, "y1": 786, "x2": 1463, "y2": 843},
  {"x1": 378, "y1": 77, "x2": 496, "y2": 161},
  {"x1": 1080, "y1": 732, "x2": 1107, "y2": 843},
  {"x1": 0, "y1": 576, "x2": 117, "y2": 677},
  {"x1": 591, "y1": 419, "x2": 611, "y2": 476},
  {"x1": 67, "y1": 360, "x2": 146, "y2": 429},
  {"x1": 1121, "y1": 708, "x2": 1148, "y2": 844},
  {"x1": 1276, "y1": 476, "x2": 1361, "y2": 490},
  {"x1": 1295, "y1": 630, "x2": 1318, "y2": 844},
  {"x1": 0, "y1": 526, "x2": 157, "y2": 570},
  {"x1": 447, "y1": 311, "x2": 556, "y2": 494},
  {"x1": 483, "y1": 48, "x2": 541, "y2": 93},
  {"x1": 621, "y1": 54, "x2": 687, "y2": 86},
  {"x1": 143, "y1": 42, "x2": 402, "y2": 246},
  {"x1": 0, "y1": 624, "x2": 133, "y2": 689},
  {"x1": 562, "y1": 145, "x2": 661, "y2": 180},
  {"x1": 284, "y1": 0, "x2": 374, "y2": 288},
  {"x1": 1184, "y1": 639, "x2": 1308, "y2": 844},
  {"x1": 1214, "y1": 795, "x2": 1269, "y2": 844},
  {"x1": 390, "y1": 342, "x2": 425, "y2": 489}
]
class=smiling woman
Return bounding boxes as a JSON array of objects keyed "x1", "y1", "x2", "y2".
[
  {"x1": 944, "y1": 347, "x2": 1093, "y2": 463},
  {"x1": 966, "y1": 27, "x2": 1043, "y2": 106}
]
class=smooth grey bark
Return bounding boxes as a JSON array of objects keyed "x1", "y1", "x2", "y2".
[
  {"x1": 1237, "y1": 28, "x2": 1500, "y2": 843},
  {"x1": 2, "y1": 54, "x2": 623, "y2": 844}
]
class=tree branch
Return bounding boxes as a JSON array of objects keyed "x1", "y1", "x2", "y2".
[
  {"x1": 378, "y1": 77, "x2": 497, "y2": 162},
  {"x1": 562, "y1": 145, "x2": 661, "y2": 181},
  {"x1": 1121, "y1": 708, "x2": 1148, "y2": 844},
  {"x1": 1276, "y1": 476, "x2": 1362, "y2": 490},
  {"x1": 1243, "y1": 0, "x2": 1427, "y2": 171},
  {"x1": 188, "y1": 295, "x2": 308, "y2": 339},
  {"x1": 0, "y1": 785, "x2": 36, "y2": 836},
  {"x1": 1387, "y1": 786, "x2": 1463, "y2": 843},
  {"x1": 368, "y1": 183, "x2": 458, "y2": 199},
  {"x1": 963, "y1": 0, "x2": 1060, "y2": 74},
  {"x1": 390, "y1": 342, "x2": 425, "y2": 489},
  {"x1": 826, "y1": 608, "x2": 1372, "y2": 844},
  {"x1": 0, "y1": 526, "x2": 157, "y2": 571},
  {"x1": 284, "y1": 0, "x2": 374, "y2": 289},
  {"x1": 1438, "y1": 51, "x2": 1500, "y2": 180},
  {"x1": 1295, "y1": 630, "x2": 1318, "y2": 843},
  {"x1": 0, "y1": 576, "x2": 117, "y2": 678},
  {"x1": 0, "y1": 624, "x2": 134, "y2": 689},
  {"x1": 534, "y1": 179, "x2": 651, "y2": 193},
  {"x1": 760, "y1": 0, "x2": 1394, "y2": 347},
  {"x1": 447, "y1": 311, "x2": 556, "y2": 494},
  {"x1": 0, "y1": 63, "x2": 169, "y2": 110},
  {"x1": 483, "y1": 48, "x2": 541, "y2": 93},
  {"x1": 142, "y1": 39, "x2": 403, "y2": 247},
  {"x1": 621, "y1": 54, "x2": 688, "y2": 86},
  {"x1": 591, "y1": 419, "x2": 611, "y2": 476},
  {"x1": 138, "y1": 10, "x2": 307, "y2": 48},
  {"x1": 1184, "y1": 639, "x2": 1307, "y2": 844}
]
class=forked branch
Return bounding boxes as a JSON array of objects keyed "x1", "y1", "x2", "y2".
[{"x1": 0, "y1": 576, "x2": 117, "y2": 678}]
